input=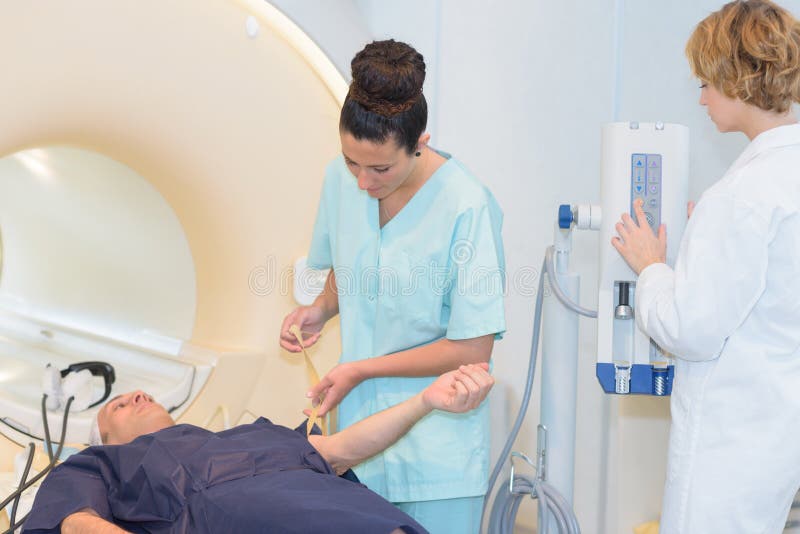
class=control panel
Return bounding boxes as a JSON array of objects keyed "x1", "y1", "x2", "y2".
[{"x1": 630, "y1": 153, "x2": 661, "y2": 231}]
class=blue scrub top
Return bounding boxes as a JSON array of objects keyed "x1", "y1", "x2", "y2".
[{"x1": 307, "y1": 152, "x2": 506, "y2": 502}]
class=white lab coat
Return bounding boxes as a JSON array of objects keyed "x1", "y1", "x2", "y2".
[{"x1": 636, "y1": 123, "x2": 800, "y2": 534}]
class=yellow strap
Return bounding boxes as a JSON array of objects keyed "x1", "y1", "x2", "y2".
[{"x1": 289, "y1": 325, "x2": 325, "y2": 437}]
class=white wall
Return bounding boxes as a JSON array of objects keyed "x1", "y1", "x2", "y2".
[{"x1": 270, "y1": 1, "x2": 800, "y2": 532}]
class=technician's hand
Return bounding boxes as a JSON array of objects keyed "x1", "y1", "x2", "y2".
[
  {"x1": 422, "y1": 363, "x2": 494, "y2": 413},
  {"x1": 611, "y1": 198, "x2": 667, "y2": 275},
  {"x1": 305, "y1": 362, "x2": 365, "y2": 417},
  {"x1": 280, "y1": 305, "x2": 326, "y2": 352},
  {"x1": 687, "y1": 200, "x2": 696, "y2": 219}
]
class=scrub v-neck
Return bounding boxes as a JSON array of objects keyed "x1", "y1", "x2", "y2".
[{"x1": 372, "y1": 153, "x2": 453, "y2": 234}]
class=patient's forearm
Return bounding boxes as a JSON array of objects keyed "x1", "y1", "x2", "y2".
[
  {"x1": 309, "y1": 392, "x2": 430, "y2": 474},
  {"x1": 61, "y1": 509, "x2": 130, "y2": 534}
]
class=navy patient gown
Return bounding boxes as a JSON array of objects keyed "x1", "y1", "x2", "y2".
[{"x1": 22, "y1": 418, "x2": 427, "y2": 533}]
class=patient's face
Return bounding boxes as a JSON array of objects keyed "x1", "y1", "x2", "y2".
[{"x1": 98, "y1": 390, "x2": 175, "y2": 445}]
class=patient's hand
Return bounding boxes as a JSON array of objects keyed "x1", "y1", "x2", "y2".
[{"x1": 423, "y1": 363, "x2": 493, "y2": 413}]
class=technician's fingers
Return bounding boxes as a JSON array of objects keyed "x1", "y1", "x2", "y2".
[
  {"x1": 307, "y1": 376, "x2": 332, "y2": 401},
  {"x1": 658, "y1": 224, "x2": 667, "y2": 249},
  {"x1": 304, "y1": 332, "x2": 322, "y2": 347},
  {"x1": 632, "y1": 198, "x2": 646, "y2": 225},
  {"x1": 280, "y1": 313, "x2": 302, "y2": 352},
  {"x1": 687, "y1": 201, "x2": 696, "y2": 219},
  {"x1": 611, "y1": 236, "x2": 625, "y2": 254},
  {"x1": 621, "y1": 212, "x2": 637, "y2": 232},
  {"x1": 615, "y1": 221, "x2": 629, "y2": 240},
  {"x1": 315, "y1": 390, "x2": 340, "y2": 417}
]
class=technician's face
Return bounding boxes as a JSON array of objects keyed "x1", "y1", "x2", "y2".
[
  {"x1": 98, "y1": 390, "x2": 174, "y2": 445},
  {"x1": 699, "y1": 83, "x2": 746, "y2": 133},
  {"x1": 340, "y1": 131, "x2": 419, "y2": 200}
]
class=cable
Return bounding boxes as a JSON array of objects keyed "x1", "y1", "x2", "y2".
[
  {"x1": 8, "y1": 443, "x2": 34, "y2": 530},
  {"x1": 0, "y1": 396, "x2": 73, "y2": 520},
  {"x1": 41, "y1": 395, "x2": 53, "y2": 462},
  {"x1": 4, "y1": 511, "x2": 29, "y2": 534},
  {"x1": 489, "y1": 476, "x2": 581, "y2": 534},
  {"x1": 482, "y1": 249, "x2": 587, "y2": 533},
  {"x1": 545, "y1": 246, "x2": 597, "y2": 318},
  {"x1": 168, "y1": 366, "x2": 196, "y2": 414},
  {"x1": 481, "y1": 257, "x2": 547, "y2": 531}
]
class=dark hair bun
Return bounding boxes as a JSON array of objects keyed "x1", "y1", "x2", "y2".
[{"x1": 348, "y1": 40, "x2": 425, "y2": 117}]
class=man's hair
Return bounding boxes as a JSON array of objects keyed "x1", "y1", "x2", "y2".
[{"x1": 686, "y1": 0, "x2": 800, "y2": 113}]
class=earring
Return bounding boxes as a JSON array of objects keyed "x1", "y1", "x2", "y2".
[{"x1": 415, "y1": 151, "x2": 421, "y2": 157}]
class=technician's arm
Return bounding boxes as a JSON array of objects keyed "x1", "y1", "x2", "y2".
[
  {"x1": 312, "y1": 269, "x2": 339, "y2": 320},
  {"x1": 308, "y1": 363, "x2": 493, "y2": 474},
  {"x1": 308, "y1": 334, "x2": 493, "y2": 415},
  {"x1": 61, "y1": 509, "x2": 130, "y2": 534},
  {"x1": 634, "y1": 193, "x2": 770, "y2": 361}
]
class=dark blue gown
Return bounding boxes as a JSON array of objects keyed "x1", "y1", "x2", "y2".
[{"x1": 22, "y1": 418, "x2": 428, "y2": 533}]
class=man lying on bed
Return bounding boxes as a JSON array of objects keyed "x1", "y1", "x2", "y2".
[{"x1": 22, "y1": 363, "x2": 493, "y2": 534}]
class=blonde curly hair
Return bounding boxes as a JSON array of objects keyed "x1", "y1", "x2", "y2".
[{"x1": 686, "y1": 0, "x2": 800, "y2": 113}]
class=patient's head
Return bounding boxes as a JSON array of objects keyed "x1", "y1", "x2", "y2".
[{"x1": 96, "y1": 390, "x2": 175, "y2": 445}]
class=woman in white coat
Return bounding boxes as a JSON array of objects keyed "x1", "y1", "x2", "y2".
[{"x1": 613, "y1": 1, "x2": 800, "y2": 532}]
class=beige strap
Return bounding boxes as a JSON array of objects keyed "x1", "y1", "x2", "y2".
[{"x1": 289, "y1": 325, "x2": 325, "y2": 437}]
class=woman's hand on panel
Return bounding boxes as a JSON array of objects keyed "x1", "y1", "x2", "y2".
[
  {"x1": 611, "y1": 198, "x2": 667, "y2": 275},
  {"x1": 279, "y1": 306, "x2": 326, "y2": 352},
  {"x1": 422, "y1": 363, "x2": 493, "y2": 413}
]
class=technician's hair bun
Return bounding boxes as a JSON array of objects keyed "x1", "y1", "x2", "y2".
[{"x1": 348, "y1": 39, "x2": 426, "y2": 117}]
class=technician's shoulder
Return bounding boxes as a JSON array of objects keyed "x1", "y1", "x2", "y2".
[
  {"x1": 442, "y1": 157, "x2": 503, "y2": 218},
  {"x1": 727, "y1": 143, "x2": 800, "y2": 215}
]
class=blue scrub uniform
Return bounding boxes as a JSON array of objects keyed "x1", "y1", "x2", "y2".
[{"x1": 307, "y1": 152, "x2": 506, "y2": 533}]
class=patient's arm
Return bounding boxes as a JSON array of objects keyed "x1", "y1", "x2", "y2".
[
  {"x1": 61, "y1": 509, "x2": 130, "y2": 534},
  {"x1": 308, "y1": 363, "x2": 493, "y2": 475}
]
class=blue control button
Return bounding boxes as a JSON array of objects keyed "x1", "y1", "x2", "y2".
[
  {"x1": 632, "y1": 154, "x2": 646, "y2": 169},
  {"x1": 558, "y1": 204, "x2": 573, "y2": 229},
  {"x1": 635, "y1": 184, "x2": 644, "y2": 194}
]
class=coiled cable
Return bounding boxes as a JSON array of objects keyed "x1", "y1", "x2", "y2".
[{"x1": 482, "y1": 247, "x2": 587, "y2": 533}]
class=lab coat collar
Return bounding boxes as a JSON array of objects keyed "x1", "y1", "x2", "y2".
[{"x1": 731, "y1": 122, "x2": 800, "y2": 171}]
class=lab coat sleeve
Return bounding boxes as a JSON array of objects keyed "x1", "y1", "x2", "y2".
[
  {"x1": 307, "y1": 168, "x2": 335, "y2": 270},
  {"x1": 446, "y1": 203, "x2": 507, "y2": 340},
  {"x1": 635, "y1": 191, "x2": 769, "y2": 361},
  {"x1": 22, "y1": 454, "x2": 114, "y2": 533}
]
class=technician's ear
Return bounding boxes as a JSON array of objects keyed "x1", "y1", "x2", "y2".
[{"x1": 415, "y1": 133, "x2": 431, "y2": 154}]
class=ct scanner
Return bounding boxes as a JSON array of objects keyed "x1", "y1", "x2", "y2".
[{"x1": 0, "y1": 0, "x2": 350, "y2": 507}]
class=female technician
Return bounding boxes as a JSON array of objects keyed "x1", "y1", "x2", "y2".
[
  {"x1": 280, "y1": 40, "x2": 505, "y2": 534},
  {"x1": 613, "y1": 1, "x2": 800, "y2": 532}
]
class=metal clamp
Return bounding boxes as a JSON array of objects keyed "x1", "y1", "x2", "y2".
[
  {"x1": 536, "y1": 423, "x2": 547, "y2": 482},
  {"x1": 508, "y1": 451, "x2": 536, "y2": 496}
]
